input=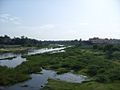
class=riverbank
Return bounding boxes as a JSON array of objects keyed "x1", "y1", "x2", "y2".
[
  {"x1": 0, "y1": 44, "x2": 64, "y2": 53},
  {"x1": 42, "y1": 79, "x2": 120, "y2": 90},
  {"x1": 4, "y1": 69, "x2": 87, "y2": 90},
  {"x1": 0, "y1": 47, "x2": 34, "y2": 53}
]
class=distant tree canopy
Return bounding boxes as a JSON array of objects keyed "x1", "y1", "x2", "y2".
[
  {"x1": 0, "y1": 35, "x2": 42, "y2": 46},
  {"x1": 42, "y1": 39, "x2": 82, "y2": 45},
  {"x1": 0, "y1": 35, "x2": 83, "y2": 46}
]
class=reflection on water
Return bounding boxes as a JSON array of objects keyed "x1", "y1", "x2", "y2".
[
  {"x1": 0, "y1": 56, "x2": 26, "y2": 68},
  {"x1": 4, "y1": 74, "x2": 48, "y2": 90},
  {"x1": 27, "y1": 47, "x2": 65, "y2": 55},
  {"x1": 56, "y1": 73, "x2": 87, "y2": 83},
  {"x1": 0, "y1": 53, "x2": 17, "y2": 59},
  {"x1": 0, "y1": 47, "x2": 65, "y2": 68},
  {"x1": 4, "y1": 69, "x2": 87, "y2": 90}
]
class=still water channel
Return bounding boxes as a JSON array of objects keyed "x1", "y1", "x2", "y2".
[
  {"x1": 0, "y1": 47, "x2": 65, "y2": 68},
  {"x1": 3, "y1": 69, "x2": 87, "y2": 90}
]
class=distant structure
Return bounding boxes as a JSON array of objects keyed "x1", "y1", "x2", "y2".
[{"x1": 89, "y1": 37, "x2": 120, "y2": 44}]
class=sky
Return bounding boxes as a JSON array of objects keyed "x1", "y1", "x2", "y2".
[{"x1": 0, "y1": 0, "x2": 120, "y2": 40}]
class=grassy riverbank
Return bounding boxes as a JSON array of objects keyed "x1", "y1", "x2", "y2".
[
  {"x1": 0, "y1": 44, "x2": 64, "y2": 53},
  {"x1": 0, "y1": 66, "x2": 31, "y2": 85},
  {"x1": 0, "y1": 47, "x2": 33, "y2": 53},
  {"x1": 43, "y1": 79, "x2": 120, "y2": 90}
]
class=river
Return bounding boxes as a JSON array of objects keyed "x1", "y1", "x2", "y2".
[
  {"x1": 3, "y1": 69, "x2": 87, "y2": 90},
  {"x1": 0, "y1": 47, "x2": 88, "y2": 90},
  {"x1": 0, "y1": 47, "x2": 65, "y2": 68}
]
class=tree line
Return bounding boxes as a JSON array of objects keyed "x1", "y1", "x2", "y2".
[
  {"x1": 2, "y1": 35, "x2": 119, "y2": 46},
  {"x1": 0, "y1": 35, "x2": 84, "y2": 46},
  {"x1": 0, "y1": 35, "x2": 42, "y2": 46}
]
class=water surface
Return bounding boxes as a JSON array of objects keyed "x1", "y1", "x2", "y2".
[
  {"x1": 0, "y1": 47, "x2": 65, "y2": 68},
  {"x1": 0, "y1": 56, "x2": 26, "y2": 68},
  {"x1": 4, "y1": 69, "x2": 87, "y2": 90}
]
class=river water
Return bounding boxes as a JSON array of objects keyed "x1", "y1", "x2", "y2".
[
  {"x1": 3, "y1": 69, "x2": 87, "y2": 90},
  {"x1": 0, "y1": 47, "x2": 65, "y2": 68}
]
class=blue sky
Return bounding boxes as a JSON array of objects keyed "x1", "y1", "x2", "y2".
[{"x1": 0, "y1": 0, "x2": 120, "y2": 40}]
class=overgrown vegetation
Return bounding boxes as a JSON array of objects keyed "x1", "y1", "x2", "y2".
[
  {"x1": 0, "y1": 44, "x2": 120, "y2": 89},
  {"x1": 42, "y1": 79, "x2": 120, "y2": 90},
  {"x1": 25, "y1": 45, "x2": 120, "y2": 83},
  {"x1": 0, "y1": 66, "x2": 31, "y2": 85}
]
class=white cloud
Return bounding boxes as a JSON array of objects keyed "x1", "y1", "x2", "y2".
[{"x1": 0, "y1": 13, "x2": 21, "y2": 25}]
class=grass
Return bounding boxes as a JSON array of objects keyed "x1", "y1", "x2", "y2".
[
  {"x1": 0, "y1": 47, "x2": 32, "y2": 53},
  {"x1": 0, "y1": 66, "x2": 31, "y2": 86},
  {"x1": 42, "y1": 79, "x2": 120, "y2": 90}
]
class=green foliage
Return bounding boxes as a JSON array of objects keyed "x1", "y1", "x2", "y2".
[
  {"x1": 92, "y1": 44, "x2": 120, "y2": 59},
  {"x1": 112, "y1": 51, "x2": 120, "y2": 60},
  {"x1": 24, "y1": 45, "x2": 120, "y2": 83},
  {"x1": 87, "y1": 65, "x2": 100, "y2": 76},
  {"x1": 56, "y1": 68, "x2": 69, "y2": 74},
  {"x1": 43, "y1": 79, "x2": 120, "y2": 90},
  {"x1": 0, "y1": 66, "x2": 30, "y2": 85},
  {"x1": 96, "y1": 74, "x2": 110, "y2": 83}
]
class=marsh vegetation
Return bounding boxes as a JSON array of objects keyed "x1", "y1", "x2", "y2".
[{"x1": 0, "y1": 39, "x2": 120, "y2": 90}]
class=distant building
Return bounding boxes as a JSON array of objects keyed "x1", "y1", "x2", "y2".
[{"x1": 89, "y1": 37, "x2": 120, "y2": 44}]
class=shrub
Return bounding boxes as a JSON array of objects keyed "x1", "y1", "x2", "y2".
[
  {"x1": 96, "y1": 74, "x2": 110, "y2": 83},
  {"x1": 87, "y1": 65, "x2": 100, "y2": 76}
]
